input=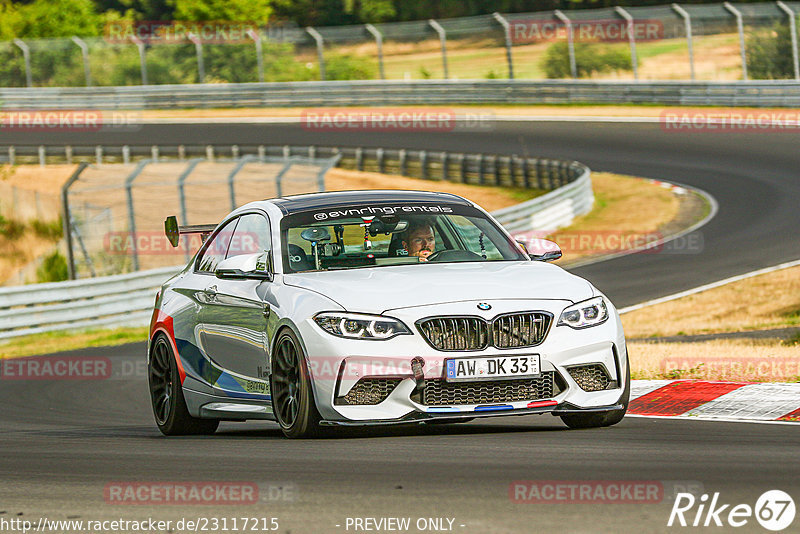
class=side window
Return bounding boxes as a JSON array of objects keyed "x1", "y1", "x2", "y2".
[
  {"x1": 449, "y1": 215, "x2": 504, "y2": 260},
  {"x1": 227, "y1": 213, "x2": 271, "y2": 258},
  {"x1": 196, "y1": 218, "x2": 239, "y2": 273}
]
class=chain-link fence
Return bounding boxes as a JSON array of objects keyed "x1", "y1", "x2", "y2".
[
  {"x1": 1, "y1": 2, "x2": 799, "y2": 88},
  {"x1": 63, "y1": 154, "x2": 339, "y2": 279}
]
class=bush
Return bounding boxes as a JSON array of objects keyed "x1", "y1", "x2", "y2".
[
  {"x1": 747, "y1": 21, "x2": 798, "y2": 80},
  {"x1": 37, "y1": 250, "x2": 69, "y2": 283},
  {"x1": 542, "y1": 41, "x2": 634, "y2": 79},
  {"x1": 0, "y1": 212, "x2": 25, "y2": 240},
  {"x1": 324, "y1": 53, "x2": 377, "y2": 81},
  {"x1": 31, "y1": 219, "x2": 63, "y2": 240}
]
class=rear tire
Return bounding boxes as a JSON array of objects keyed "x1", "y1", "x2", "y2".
[
  {"x1": 270, "y1": 329, "x2": 322, "y2": 438},
  {"x1": 149, "y1": 335, "x2": 219, "y2": 436},
  {"x1": 560, "y1": 355, "x2": 630, "y2": 430}
]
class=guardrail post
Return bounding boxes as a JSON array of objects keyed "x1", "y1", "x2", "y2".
[
  {"x1": 8, "y1": 147, "x2": 15, "y2": 166},
  {"x1": 206, "y1": 145, "x2": 215, "y2": 161},
  {"x1": 95, "y1": 146, "x2": 103, "y2": 165},
  {"x1": 724, "y1": 2, "x2": 748, "y2": 81},
  {"x1": 458, "y1": 153, "x2": 466, "y2": 183},
  {"x1": 365, "y1": 24, "x2": 385, "y2": 80},
  {"x1": 283, "y1": 145, "x2": 291, "y2": 160},
  {"x1": 258, "y1": 145, "x2": 266, "y2": 162},
  {"x1": 777, "y1": 1, "x2": 800, "y2": 81},
  {"x1": 13, "y1": 39, "x2": 33, "y2": 87},
  {"x1": 188, "y1": 33, "x2": 205, "y2": 83},
  {"x1": 62, "y1": 162, "x2": 89, "y2": 280},
  {"x1": 492, "y1": 13, "x2": 514, "y2": 79},
  {"x1": 70, "y1": 36, "x2": 92, "y2": 86},
  {"x1": 228, "y1": 155, "x2": 256, "y2": 210},
  {"x1": 125, "y1": 159, "x2": 153, "y2": 271},
  {"x1": 38, "y1": 145, "x2": 46, "y2": 167},
  {"x1": 151, "y1": 145, "x2": 159, "y2": 162},
  {"x1": 420, "y1": 150, "x2": 428, "y2": 180},
  {"x1": 554, "y1": 11, "x2": 577, "y2": 79},
  {"x1": 477, "y1": 154, "x2": 485, "y2": 184},
  {"x1": 317, "y1": 153, "x2": 339, "y2": 191},
  {"x1": 130, "y1": 35, "x2": 148, "y2": 85},
  {"x1": 178, "y1": 145, "x2": 185, "y2": 160},
  {"x1": 376, "y1": 148, "x2": 385, "y2": 173},
  {"x1": 428, "y1": 19, "x2": 449, "y2": 79},
  {"x1": 399, "y1": 149, "x2": 407, "y2": 176},
  {"x1": 308, "y1": 145, "x2": 316, "y2": 159},
  {"x1": 355, "y1": 147, "x2": 363, "y2": 170},
  {"x1": 65, "y1": 146, "x2": 73, "y2": 165},
  {"x1": 615, "y1": 7, "x2": 639, "y2": 81},
  {"x1": 275, "y1": 160, "x2": 294, "y2": 197},
  {"x1": 672, "y1": 4, "x2": 696, "y2": 81},
  {"x1": 232, "y1": 145, "x2": 240, "y2": 159},
  {"x1": 123, "y1": 145, "x2": 130, "y2": 164},
  {"x1": 306, "y1": 27, "x2": 326, "y2": 81},
  {"x1": 520, "y1": 157, "x2": 530, "y2": 189},
  {"x1": 247, "y1": 29, "x2": 265, "y2": 83},
  {"x1": 178, "y1": 158, "x2": 203, "y2": 262},
  {"x1": 441, "y1": 152, "x2": 448, "y2": 180}
]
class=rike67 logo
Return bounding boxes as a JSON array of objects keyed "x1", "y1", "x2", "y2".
[{"x1": 668, "y1": 490, "x2": 795, "y2": 531}]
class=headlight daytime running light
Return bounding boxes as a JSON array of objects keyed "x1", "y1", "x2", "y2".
[
  {"x1": 313, "y1": 312, "x2": 411, "y2": 340},
  {"x1": 558, "y1": 297, "x2": 609, "y2": 329}
]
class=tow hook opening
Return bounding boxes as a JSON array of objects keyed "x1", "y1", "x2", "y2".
[{"x1": 411, "y1": 357, "x2": 426, "y2": 389}]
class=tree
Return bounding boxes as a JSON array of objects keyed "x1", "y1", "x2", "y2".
[
  {"x1": 746, "y1": 21, "x2": 799, "y2": 79},
  {"x1": 171, "y1": 0, "x2": 272, "y2": 24},
  {"x1": 13, "y1": 0, "x2": 104, "y2": 38}
]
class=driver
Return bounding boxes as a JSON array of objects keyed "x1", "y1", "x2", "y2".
[{"x1": 402, "y1": 220, "x2": 436, "y2": 261}]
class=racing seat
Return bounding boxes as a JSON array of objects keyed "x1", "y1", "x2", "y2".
[{"x1": 388, "y1": 234, "x2": 408, "y2": 257}]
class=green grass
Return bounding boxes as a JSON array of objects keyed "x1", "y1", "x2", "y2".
[{"x1": 0, "y1": 327, "x2": 148, "y2": 359}]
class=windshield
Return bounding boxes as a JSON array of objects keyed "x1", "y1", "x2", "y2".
[{"x1": 280, "y1": 202, "x2": 527, "y2": 273}]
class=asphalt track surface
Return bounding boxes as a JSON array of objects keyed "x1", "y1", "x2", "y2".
[{"x1": 1, "y1": 120, "x2": 799, "y2": 532}]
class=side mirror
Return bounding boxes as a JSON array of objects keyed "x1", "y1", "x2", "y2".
[
  {"x1": 518, "y1": 239, "x2": 562, "y2": 262},
  {"x1": 215, "y1": 252, "x2": 273, "y2": 280}
]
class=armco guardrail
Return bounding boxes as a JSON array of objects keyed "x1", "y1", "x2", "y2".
[
  {"x1": 0, "y1": 266, "x2": 179, "y2": 340},
  {"x1": 0, "y1": 147, "x2": 591, "y2": 340},
  {"x1": 492, "y1": 168, "x2": 593, "y2": 236},
  {"x1": 3, "y1": 80, "x2": 800, "y2": 109}
]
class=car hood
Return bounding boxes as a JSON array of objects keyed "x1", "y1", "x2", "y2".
[{"x1": 282, "y1": 261, "x2": 594, "y2": 314}]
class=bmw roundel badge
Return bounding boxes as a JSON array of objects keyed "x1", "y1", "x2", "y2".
[{"x1": 477, "y1": 303, "x2": 492, "y2": 310}]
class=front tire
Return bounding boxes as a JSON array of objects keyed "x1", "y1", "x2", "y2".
[
  {"x1": 560, "y1": 356, "x2": 630, "y2": 430},
  {"x1": 270, "y1": 329, "x2": 322, "y2": 438},
  {"x1": 149, "y1": 335, "x2": 219, "y2": 436}
]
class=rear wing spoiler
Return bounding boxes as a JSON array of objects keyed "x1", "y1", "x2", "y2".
[{"x1": 164, "y1": 215, "x2": 216, "y2": 248}]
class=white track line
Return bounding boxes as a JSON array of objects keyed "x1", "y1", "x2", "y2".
[
  {"x1": 565, "y1": 178, "x2": 718, "y2": 270},
  {"x1": 625, "y1": 414, "x2": 800, "y2": 426},
  {"x1": 619, "y1": 258, "x2": 800, "y2": 314}
]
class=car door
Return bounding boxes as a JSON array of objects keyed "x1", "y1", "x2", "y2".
[{"x1": 198, "y1": 212, "x2": 273, "y2": 393}]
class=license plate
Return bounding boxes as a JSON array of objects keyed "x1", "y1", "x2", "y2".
[{"x1": 445, "y1": 355, "x2": 540, "y2": 382}]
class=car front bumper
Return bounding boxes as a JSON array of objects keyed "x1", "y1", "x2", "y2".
[{"x1": 297, "y1": 298, "x2": 628, "y2": 423}]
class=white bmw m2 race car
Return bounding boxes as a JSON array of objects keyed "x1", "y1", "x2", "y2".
[{"x1": 148, "y1": 190, "x2": 629, "y2": 438}]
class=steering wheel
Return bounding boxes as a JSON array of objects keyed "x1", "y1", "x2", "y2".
[{"x1": 425, "y1": 249, "x2": 485, "y2": 263}]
